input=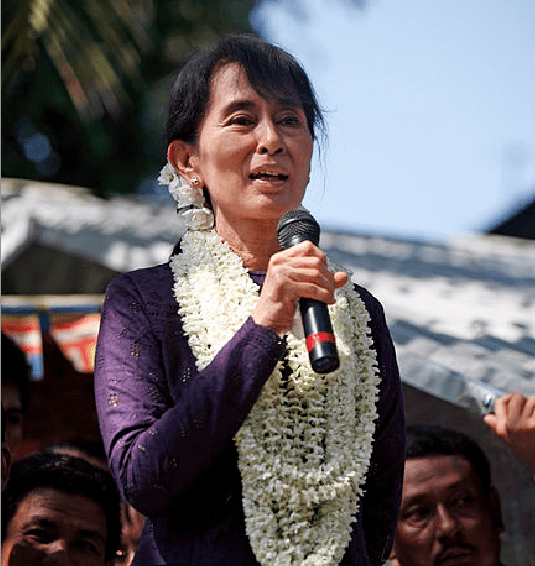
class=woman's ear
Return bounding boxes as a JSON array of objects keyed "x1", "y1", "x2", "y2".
[{"x1": 167, "y1": 140, "x2": 200, "y2": 182}]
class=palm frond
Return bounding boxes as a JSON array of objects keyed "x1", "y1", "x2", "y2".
[{"x1": 2, "y1": 0, "x2": 152, "y2": 120}]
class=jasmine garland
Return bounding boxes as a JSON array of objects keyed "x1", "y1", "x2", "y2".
[
  {"x1": 158, "y1": 162, "x2": 214, "y2": 230},
  {"x1": 171, "y1": 228, "x2": 380, "y2": 566}
]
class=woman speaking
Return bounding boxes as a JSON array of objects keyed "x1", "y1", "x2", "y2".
[{"x1": 95, "y1": 34, "x2": 405, "y2": 566}]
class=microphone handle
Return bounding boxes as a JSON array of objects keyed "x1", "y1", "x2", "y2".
[{"x1": 299, "y1": 297, "x2": 340, "y2": 374}]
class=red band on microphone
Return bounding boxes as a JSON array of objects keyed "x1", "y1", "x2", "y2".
[{"x1": 306, "y1": 332, "x2": 336, "y2": 352}]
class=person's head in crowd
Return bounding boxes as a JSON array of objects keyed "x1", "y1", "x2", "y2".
[
  {"x1": 1, "y1": 451, "x2": 121, "y2": 566},
  {"x1": 391, "y1": 424, "x2": 504, "y2": 566},
  {"x1": 46, "y1": 437, "x2": 109, "y2": 472},
  {"x1": 1, "y1": 333, "x2": 32, "y2": 456},
  {"x1": 2, "y1": 405, "x2": 12, "y2": 492},
  {"x1": 45, "y1": 438, "x2": 145, "y2": 566}
]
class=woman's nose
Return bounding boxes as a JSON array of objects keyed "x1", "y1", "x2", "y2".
[{"x1": 256, "y1": 120, "x2": 283, "y2": 155}]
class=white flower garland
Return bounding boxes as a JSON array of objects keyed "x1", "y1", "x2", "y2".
[
  {"x1": 158, "y1": 162, "x2": 214, "y2": 230},
  {"x1": 171, "y1": 229, "x2": 380, "y2": 566}
]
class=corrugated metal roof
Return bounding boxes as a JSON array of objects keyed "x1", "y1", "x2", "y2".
[
  {"x1": 321, "y1": 230, "x2": 535, "y2": 399},
  {"x1": 1, "y1": 178, "x2": 186, "y2": 272},
  {"x1": 3, "y1": 178, "x2": 534, "y2": 401}
]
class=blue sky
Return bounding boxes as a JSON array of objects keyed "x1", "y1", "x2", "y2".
[{"x1": 251, "y1": 0, "x2": 535, "y2": 241}]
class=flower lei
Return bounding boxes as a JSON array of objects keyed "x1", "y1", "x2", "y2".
[
  {"x1": 158, "y1": 162, "x2": 214, "y2": 230},
  {"x1": 171, "y1": 228, "x2": 380, "y2": 566}
]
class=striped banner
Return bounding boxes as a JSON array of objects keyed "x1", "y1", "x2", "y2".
[{"x1": 2, "y1": 295, "x2": 103, "y2": 379}]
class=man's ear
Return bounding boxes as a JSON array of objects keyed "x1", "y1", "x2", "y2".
[
  {"x1": 167, "y1": 140, "x2": 200, "y2": 182},
  {"x1": 489, "y1": 486, "x2": 504, "y2": 532},
  {"x1": 2, "y1": 442, "x2": 12, "y2": 491}
]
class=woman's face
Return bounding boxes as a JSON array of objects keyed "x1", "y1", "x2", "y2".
[{"x1": 186, "y1": 63, "x2": 314, "y2": 228}]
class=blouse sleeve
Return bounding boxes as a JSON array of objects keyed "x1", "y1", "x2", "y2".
[
  {"x1": 357, "y1": 288, "x2": 406, "y2": 566},
  {"x1": 94, "y1": 269, "x2": 286, "y2": 518}
]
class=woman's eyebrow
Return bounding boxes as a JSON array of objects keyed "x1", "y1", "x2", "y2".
[
  {"x1": 222, "y1": 98, "x2": 302, "y2": 116},
  {"x1": 223, "y1": 100, "x2": 256, "y2": 115}
]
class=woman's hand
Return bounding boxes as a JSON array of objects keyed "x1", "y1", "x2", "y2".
[
  {"x1": 251, "y1": 240, "x2": 348, "y2": 334},
  {"x1": 483, "y1": 392, "x2": 535, "y2": 475}
]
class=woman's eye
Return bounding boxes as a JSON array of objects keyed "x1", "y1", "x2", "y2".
[
  {"x1": 228, "y1": 115, "x2": 255, "y2": 126},
  {"x1": 279, "y1": 114, "x2": 300, "y2": 126}
]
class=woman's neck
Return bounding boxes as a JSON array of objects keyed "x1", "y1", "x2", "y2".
[{"x1": 214, "y1": 217, "x2": 280, "y2": 272}]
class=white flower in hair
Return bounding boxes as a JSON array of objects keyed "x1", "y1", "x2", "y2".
[
  {"x1": 158, "y1": 162, "x2": 214, "y2": 230},
  {"x1": 157, "y1": 162, "x2": 176, "y2": 187}
]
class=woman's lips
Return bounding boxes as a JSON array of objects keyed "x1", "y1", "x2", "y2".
[{"x1": 249, "y1": 172, "x2": 289, "y2": 180}]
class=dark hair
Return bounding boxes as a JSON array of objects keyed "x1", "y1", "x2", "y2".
[
  {"x1": 166, "y1": 33, "x2": 325, "y2": 146},
  {"x1": 45, "y1": 437, "x2": 108, "y2": 465},
  {"x1": 1, "y1": 332, "x2": 31, "y2": 412},
  {"x1": 1, "y1": 404, "x2": 6, "y2": 443},
  {"x1": 2, "y1": 451, "x2": 122, "y2": 561},
  {"x1": 406, "y1": 424, "x2": 492, "y2": 499}
]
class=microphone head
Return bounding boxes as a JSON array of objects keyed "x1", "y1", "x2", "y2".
[{"x1": 277, "y1": 209, "x2": 320, "y2": 249}]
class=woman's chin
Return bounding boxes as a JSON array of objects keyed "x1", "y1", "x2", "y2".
[
  {"x1": 255, "y1": 190, "x2": 303, "y2": 214},
  {"x1": 214, "y1": 194, "x2": 304, "y2": 231},
  {"x1": 252, "y1": 202, "x2": 301, "y2": 224}
]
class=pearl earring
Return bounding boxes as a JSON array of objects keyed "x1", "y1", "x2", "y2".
[{"x1": 191, "y1": 177, "x2": 200, "y2": 186}]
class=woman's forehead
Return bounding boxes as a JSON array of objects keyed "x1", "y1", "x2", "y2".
[{"x1": 208, "y1": 62, "x2": 302, "y2": 109}]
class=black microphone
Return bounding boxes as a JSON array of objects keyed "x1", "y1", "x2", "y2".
[{"x1": 277, "y1": 209, "x2": 340, "y2": 374}]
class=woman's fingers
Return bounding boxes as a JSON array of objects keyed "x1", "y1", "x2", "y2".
[
  {"x1": 269, "y1": 242, "x2": 338, "y2": 302},
  {"x1": 334, "y1": 270, "x2": 349, "y2": 289},
  {"x1": 251, "y1": 242, "x2": 347, "y2": 333}
]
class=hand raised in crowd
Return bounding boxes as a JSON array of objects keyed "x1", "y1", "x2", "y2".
[
  {"x1": 484, "y1": 393, "x2": 535, "y2": 475},
  {"x1": 252, "y1": 241, "x2": 348, "y2": 334}
]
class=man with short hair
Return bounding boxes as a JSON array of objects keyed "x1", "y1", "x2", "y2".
[
  {"x1": 390, "y1": 424, "x2": 504, "y2": 566},
  {"x1": 1, "y1": 451, "x2": 122, "y2": 566}
]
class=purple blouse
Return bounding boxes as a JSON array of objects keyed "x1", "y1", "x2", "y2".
[{"x1": 94, "y1": 262, "x2": 405, "y2": 566}]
